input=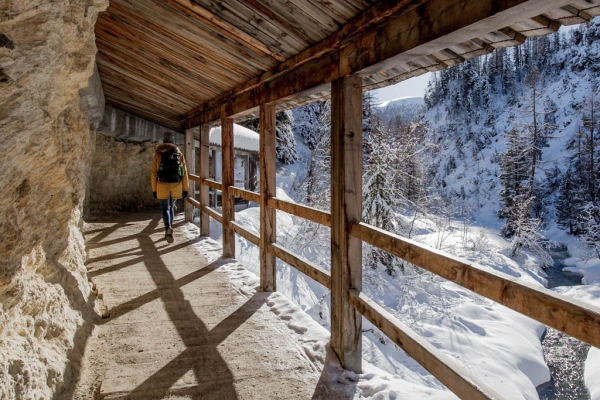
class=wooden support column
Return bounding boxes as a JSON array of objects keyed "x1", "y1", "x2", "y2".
[
  {"x1": 184, "y1": 128, "x2": 195, "y2": 222},
  {"x1": 199, "y1": 125, "x2": 210, "y2": 236},
  {"x1": 330, "y1": 75, "x2": 363, "y2": 373},
  {"x1": 221, "y1": 117, "x2": 235, "y2": 258},
  {"x1": 259, "y1": 104, "x2": 276, "y2": 292}
]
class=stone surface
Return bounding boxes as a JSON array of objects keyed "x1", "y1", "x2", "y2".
[
  {"x1": 77, "y1": 213, "x2": 336, "y2": 399},
  {"x1": 0, "y1": 0, "x2": 107, "y2": 398},
  {"x1": 87, "y1": 134, "x2": 159, "y2": 214}
]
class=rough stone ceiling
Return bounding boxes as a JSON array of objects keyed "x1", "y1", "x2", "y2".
[{"x1": 95, "y1": 0, "x2": 600, "y2": 131}]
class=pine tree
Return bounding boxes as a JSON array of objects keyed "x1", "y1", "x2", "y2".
[
  {"x1": 275, "y1": 110, "x2": 298, "y2": 165},
  {"x1": 556, "y1": 168, "x2": 581, "y2": 235},
  {"x1": 292, "y1": 102, "x2": 322, "y2": 150}
]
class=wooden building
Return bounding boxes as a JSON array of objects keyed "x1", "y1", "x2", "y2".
[{"x1": 91, "y1": 1, "x2": 600, "y2": 398}]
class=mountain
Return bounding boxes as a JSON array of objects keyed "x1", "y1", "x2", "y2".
[{"x1": 375, "y1": 96, "x2": 425, "y2": 127}]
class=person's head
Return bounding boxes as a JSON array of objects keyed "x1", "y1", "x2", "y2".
[{"x1": 163, "y1": 132, "x2": 174, "y2": 144}]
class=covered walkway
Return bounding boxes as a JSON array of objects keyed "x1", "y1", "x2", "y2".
[{"x1": 78, "y1": 212, "x2": 349, "y2": 399}]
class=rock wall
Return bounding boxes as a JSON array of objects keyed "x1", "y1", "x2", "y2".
[
  {"x1": 88, "y1": 134, "x2": 159, "y2": 213},
  {"x1": 0, "y1": 0, "x2": 107, "y2": 399}
]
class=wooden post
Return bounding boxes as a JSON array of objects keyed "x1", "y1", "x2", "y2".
[
  {"x1": 184, "y1": 128, "x2": 195, "y2": 222},
  {"x1": 199, "y1": 125, "x2": 210, "y2": 236},
  {"x1": 259, "y1": 104, "x2": 276, "y2": 292},
  {"x1": 221, "y1": 118, "x2": 235, "y2": 258},
  {"x1": 330, "y1": 75, "x2": 363, "y2": 373}
]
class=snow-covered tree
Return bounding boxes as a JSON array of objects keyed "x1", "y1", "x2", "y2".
[{"x1": 275, "y1": 110, "x2": 298, "y2": 165}]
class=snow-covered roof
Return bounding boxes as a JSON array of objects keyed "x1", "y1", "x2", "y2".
[{"x1": 209, "y1": 124, "x2": 259, "y2": 153}]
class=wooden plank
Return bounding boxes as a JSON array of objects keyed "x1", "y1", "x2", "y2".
[
  {"x1": 348, "y1": 290, "x2": 502, "y2": 400},
  {"x1": 267, "y1": 197, "x2": 331, "y2": 227},
  {"x1": 184, "y1": 128, "x2": 195, "y2": 222},
  {"x1": 202, "y1": 205, "x2": 223, "y2": 223},
  {"x1": 98, "y1": 5, "x2": 247, "y2": 89},
  {"x1": 200, "y1": 125, "x2": 211, "y2": 236},
  {"x1": 186, "y1": 197, "x2": 200, "y2": 208},
  {"x1": 161, "y1": 0, "x2": 286, "y2": 62},
  {"x1": 228, "y1": 186, "x2": 260, "y2": 204},
  {"x1": 231, "y1": 221, "x2": 260, "y2": 246},
  {"x1": 350, "y1": 222, "x2": 600, "y2": 349},
  {"x1": 330, "y1": 75, "x2": 362, "y2": 373},
  {"x1": 268, "y1": 243, "x2": 331, "y2": 289},
  {"x1": 221, "y1": 117, "x2": 235, "y2": 258},
  {"x1": 201, "y1": 178, "x2": 223, "y2": 191},
  {"x1": 260, "y1": 104, "x2": 276, "y2": 292},
  {"x1": 102, "y1": 96, "x2": 182, "y2": 131},
  {"x1": 184, "y1": 0, "x2": 575, "y2": 126}
]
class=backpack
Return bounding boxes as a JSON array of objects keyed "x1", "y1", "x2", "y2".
[{"x1": 158, "y1": 149, "x2": 183, "y2": 183}]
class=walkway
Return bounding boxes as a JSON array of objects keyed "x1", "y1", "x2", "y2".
[{"x1": 79, "y1": 212, "x2": 348, "y2": 399}]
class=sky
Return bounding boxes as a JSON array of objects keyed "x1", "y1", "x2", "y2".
[{"x1": 372, "y1": 72, "x2": 432, "y2": 104}]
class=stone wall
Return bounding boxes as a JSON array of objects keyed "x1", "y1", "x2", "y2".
[
  {"x1": 0, "y1": 0, "x2": 107, "y2": 398},
  {"x1": 88, "y1": 134, "x2": 159, "y2": 214}
]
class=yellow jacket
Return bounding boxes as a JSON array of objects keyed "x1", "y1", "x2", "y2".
[{"x1": 151, "y1": 143, "x2": 189, "y2": 200}]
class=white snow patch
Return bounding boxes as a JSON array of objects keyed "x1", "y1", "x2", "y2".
[{"x1": 209, "y1": 124, "x2": 259, "y2": 152}]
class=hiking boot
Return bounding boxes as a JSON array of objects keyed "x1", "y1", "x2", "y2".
[{"x1": 166, "y1": 226, "x2": 174, "y2": 243}]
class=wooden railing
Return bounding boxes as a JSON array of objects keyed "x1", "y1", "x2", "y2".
[{"x1": 184, "y1": 78, "x2": 600, "y2": 400}]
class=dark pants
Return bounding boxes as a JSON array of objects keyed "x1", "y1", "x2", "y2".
[{"x1": 160, "y1": 197, "x2": 175, "y2": 228}]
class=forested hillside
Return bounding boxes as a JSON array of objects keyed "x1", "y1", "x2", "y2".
[{"x1": 421, "y1": 20, "x2": 600, "y2": 253}]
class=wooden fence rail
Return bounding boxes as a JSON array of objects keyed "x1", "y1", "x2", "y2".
[
  {"x1": 348, "y1": 289, "x2": 502, "y2": 400},
  {"x1": 268, "y1": 197, "x2": 331, "y2": 227},
  {"x1": 350, "y1": 221, "x2": 600, "y2": 349},
  {"x1": 268, "y1": 243, "x2": 331, "y2": 289}
]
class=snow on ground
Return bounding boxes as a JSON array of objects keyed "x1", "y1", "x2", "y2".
[
  {"x1": 191, "y1": 190, "x2": 557, "y2": 399},
  {"x1": 181, "y1": 223, "x2": 456, "y2": 399}
]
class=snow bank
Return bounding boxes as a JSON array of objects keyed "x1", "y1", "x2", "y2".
[{"x1": 209, "y1": 124, "x2": 259, "y2": 152}]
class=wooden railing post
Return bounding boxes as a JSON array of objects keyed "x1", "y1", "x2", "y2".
[
  {"x1": 184, "y1": 128, "x2": 195, "y2": 222},
  {"x1": 330, "y1": 75, "x2": 363, "y2": 373},
  {"x1": 221, "y1": 117, "x2": 235, "y2": 258},
  {"x1": 259, "y1": 104, "x2": 276, "y2": 292},
  {"x1": 199, "y1": 124, "x2": 210, "y2": 236}
]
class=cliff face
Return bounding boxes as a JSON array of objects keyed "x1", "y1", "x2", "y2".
[
  {"x1": 0, "y1": 0, "x2": 107, "y2": 398},
  {"x1": 88, "y1": 134, "x2": 158, "y2": 214}
]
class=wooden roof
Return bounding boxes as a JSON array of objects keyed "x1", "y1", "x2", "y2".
[{"x1": 95, "y1": 0, "x2": 600, "y2": 131}]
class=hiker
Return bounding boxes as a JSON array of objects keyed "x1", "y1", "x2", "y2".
[{"x1": 151, "y1": 132, "x2": 189, "y2": 243}]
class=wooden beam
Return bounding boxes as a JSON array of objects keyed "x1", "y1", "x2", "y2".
[
  {"x1": 202, "y1": 205, "x2": 223, "y2": 223},
  {"x1": 330, "y1": 75, "x2": 362, "y2": 373},
  {"x1": 349, "y1": 290, "x2": 502, "y2": 400},
  {"x1": 351, "y1": 221, "x2": 600, "y2": 349},
  {"x1": 221, "y1": 117, "x2": 235, "y2": 258},
  {"x1": 184, "y1": 128, "x2": 195, "y2": 222},
  {"x1": 161, "y1": 0, "x2": 286, "y2": 62},
  {"x1": 259, "y1": 104, "x2": 276, "y2": 292},
  {"x1": 199, "y1": 125, "x2": 211, "y2": 236},
  {"x1": 267, "y1": 197, "x2": 331, "y2": 227},
  {"x1": 184, "y1": 0, "x2": 574, "y2": 127},
  {"x1": 201, "y1": 178, "x2": 223, "y2": 191},
  {"x1": 228, "y1": 186, "x2": 260, "y2": 204},
  {"x1": 231, "y1": 221, "x2": 260, "y2": 247},
  {"x1": 269, "y1": 243, "x2": 331, "y2": 289}
]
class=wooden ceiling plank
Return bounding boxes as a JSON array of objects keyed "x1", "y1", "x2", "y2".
[
  {"x1": 162, "y1": 0, "x2": 286, "y2": 62},
  {"x1": 276, "y1": 0, "x2": 344, "y2": 34},
  {"x1": 184, "y1": 0, "x2": 428, "y2": 118},
  {"x1": 287, "y1": 0, "x2": 351, "y2": 24},
  {"x1": 95, "y1": 21, "x2": 231, "y2": 97},
  {"x1": 96, "y1": 49, "x2": 201, "y2": 108},
  {"x1": 99, "y1": 73, "x2": 189, "y2": 118},
  {"x1": 185, "y1": 0, "x2": 576, "y2": 127},
  {"x1": 98, "y1": 7, "x2": 254, "y2": 86},
  {"x1": 109, "y1": 0, "x2": 276, "y2": 73},
  {"x1": 104, "y1": 98, "x2": 183, "y2": 131},
  {"x1": 101, "y1": 89, "x2": 182, "y2": 123},
  {"x1": 97, "y1": 59, "x2": 193, "y2": 109},
  {"x1": 95, "y1": 19, "x2": 229, "y2": 96},
  {"x1": 192, "y1": 0, "x2": 310, "y2": 51}
]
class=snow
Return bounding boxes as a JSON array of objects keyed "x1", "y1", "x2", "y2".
[
  {"x1": 376, "y1": 96, "x2": 424, "y2": 108},
  {"x1": 209, "y1": 123, "x2": 259, "y2": 152}
]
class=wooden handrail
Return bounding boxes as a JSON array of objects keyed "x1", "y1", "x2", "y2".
[
  {"x1": 202, "y1": 178, "x2": 223, "y2": 191},
  {"x1": 350, "y1": 221, "x2": 600, "y2": 348},
  {"x1": 268, "y1": 243, "x2": 331, "y2": 289},
  {"x1": 228, "y1": 186, "x2": 260, "y2": 203},
  {"x1": 268, "y1": 197, "x2": 331, "y2": 227},
  {"x1": 186, "y1": 197, "x2": 200, "y2": 209},
  {"x1": 348, "y1": 289, "x2": 501, "y2": 400},
  {"x1": 231, "y1": 221, "x2": 260, "y2": 246},
  {"x1": 189, "y1": 174, "x2": 201, "y2": 183},
  {"x1": 201, "y1": 205, "x2": 222, "y2": 223}
]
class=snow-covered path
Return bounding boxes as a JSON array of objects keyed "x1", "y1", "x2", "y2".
[{"x1": 76, "y1": 212, "x2": 353, "y2": 399}]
